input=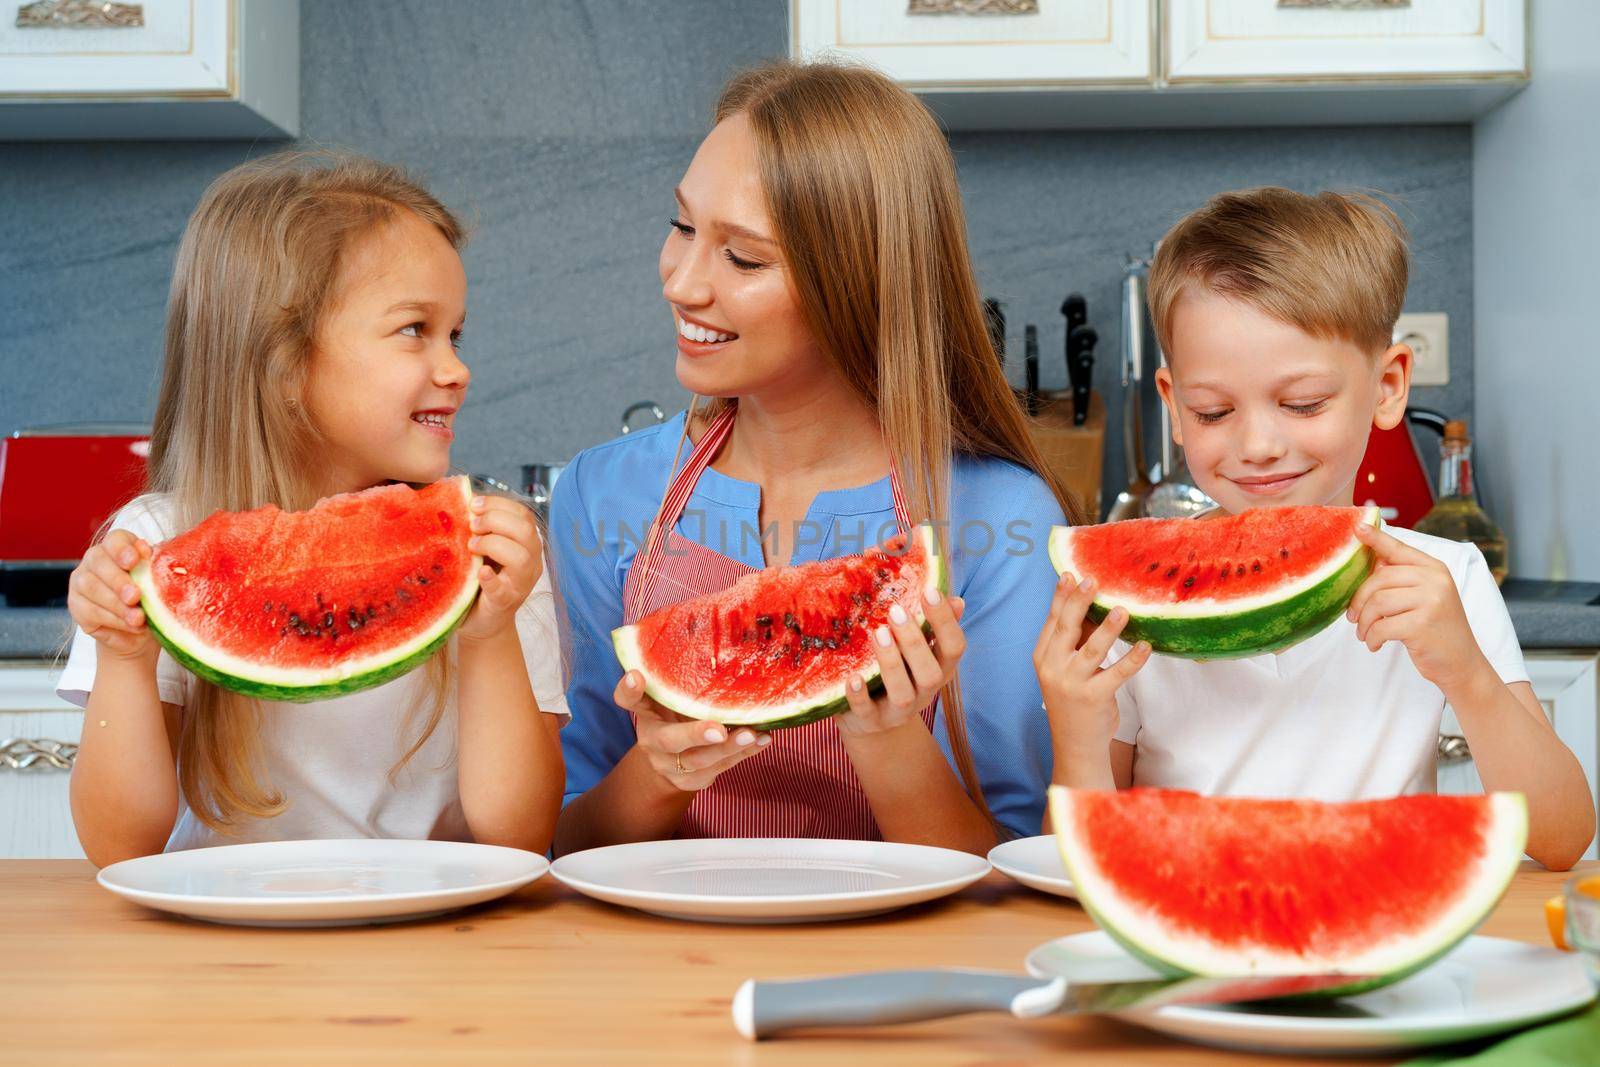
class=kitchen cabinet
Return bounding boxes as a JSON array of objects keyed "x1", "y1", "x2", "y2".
[
  {"x1": 791, "y1": 0, "x2": 1154, "y2": 88},
  {"x1": 1439, "y1": 651, "x2": 1600, "y2": 860},
  {"x1": 1165, "y1": 0, "x2": 1526, "y2": 83},
  {"x1": 0, "y1": 663, "x2": 83, "y2": 859},
  {"x1": 0, "y1": 0, "x2": 297, "y2": 139},
  {"x1": 791, "y1": 0, "x2": 1527, "y2": 129}
]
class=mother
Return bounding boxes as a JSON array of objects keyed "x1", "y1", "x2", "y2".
[{"x1": 550, "y1": 60, "x2": 1082, "y2": 854}]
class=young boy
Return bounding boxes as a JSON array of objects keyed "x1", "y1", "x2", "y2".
[{"x1": 1036, "y1": 187, "x2": 1593, "y2": 870}]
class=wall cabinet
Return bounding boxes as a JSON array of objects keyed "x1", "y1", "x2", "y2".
[
  {"x1": 792, "y1": 0, "x2": 1528, "y2": 128},
  {"x1": 0, "y1": 0, "x2": 298, "y2": 139}
]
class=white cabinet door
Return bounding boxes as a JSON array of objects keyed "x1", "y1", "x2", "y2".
[
  {"x1": 0, "y1": 664, "x2": 85, "y2": 859},
  {"x1": 0, "y1": 0, "x2": 297, "y2": 139},
  {"x1": 1438, "y1": 651, "x2": 1600, "y2": 860},
  {"x1": 1165, "y1": 0, "x2": 1526, "y2": 83},
  {"x1": 792, "y1": 0, "x2": 1154, "y2": 87}
]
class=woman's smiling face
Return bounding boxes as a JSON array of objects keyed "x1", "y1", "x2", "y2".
[
  {"x1": 658, "y1": 112, "x2": 825, "y2": 400},
  {"x1": 1155, "y1": 287, "x2": 1410, "y2": 514}
]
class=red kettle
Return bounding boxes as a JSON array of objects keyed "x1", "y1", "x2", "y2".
[{"x1": 1355, "y1": 407, "x2": 1446, "y2": 529}]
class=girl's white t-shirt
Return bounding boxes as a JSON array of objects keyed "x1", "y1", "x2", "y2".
[
  {"x1": 57, "y1": 494, "x2": 570, "y2": 852},
  {"x1": 1108, "y1": 524, "x2": 1528, "y2": 799}
]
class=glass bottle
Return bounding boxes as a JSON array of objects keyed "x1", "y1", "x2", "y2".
[{"x1": 1414, "y1": 420, "x2": 1509, "y2": 584}]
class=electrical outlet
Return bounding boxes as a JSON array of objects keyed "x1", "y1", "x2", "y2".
[{"x1": 1393, "y1": 311, "x2": 1449, "y2": 386}]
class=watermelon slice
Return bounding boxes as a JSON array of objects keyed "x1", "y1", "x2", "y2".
[
  {"x1": 612, "y1": 526, "x2": 947, "y2": 731},
  {"x1": 1050, "y1": 787, "x2": 1528, "y2": 993},
  {"x1": 131, "y1": 476, "x2": 481, "y2": 702},
  {"x1": 1048, "y1": 505, "x2": 1380, "y2": 659}
]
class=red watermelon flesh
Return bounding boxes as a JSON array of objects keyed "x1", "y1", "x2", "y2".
[
  {"x1": 132, "y1": 476, "x2": 481, "y2": 701},
  {"x1": 1048, "y1": 505, "x2": 1380, "y2": 658},
  {"x1": 612, "y1": 526, "x2": 947, "y2": 729},
  {"x1": 1050, "y1": 787, "x2": 1528, "y2": 987}
]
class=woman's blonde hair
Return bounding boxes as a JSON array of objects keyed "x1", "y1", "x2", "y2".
[
  {"x1": 689, "y1": 60, "x2": 1085, "y2": 827},
  {"x1": 146, "y1": 149, "x2": 466, "y2": 832}
]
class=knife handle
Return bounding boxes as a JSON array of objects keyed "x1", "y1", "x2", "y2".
[{"x1": 733, "y1": 970, "x2": 1046, "y2": 1040}]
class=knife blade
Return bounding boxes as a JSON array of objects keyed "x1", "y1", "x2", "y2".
[{"x1": 734, "y1": 968, "x2": 1377, "y2": 1039}]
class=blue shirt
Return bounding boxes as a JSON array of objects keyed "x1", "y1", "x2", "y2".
[{"x1": 547, "y1": 411, "x2": 1066, "y2": 837}]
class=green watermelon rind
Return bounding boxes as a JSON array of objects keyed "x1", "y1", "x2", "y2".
[
  {"x1": 1048, "y1": 507, "x2": 1380, "y2": 660},
  {"x1": 130, "y1": 476, "x2": 482, "y2": 704},
  {"x1": 1047, "y1": 787, "x2": 1530, "y2": 998},
  {"x1": 612, "y1": 524, "x2": 949, "y2": 731}
]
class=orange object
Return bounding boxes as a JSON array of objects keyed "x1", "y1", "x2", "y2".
[{"x1": 1546, "y1": 895, "x2": 1570, "y2": 951}]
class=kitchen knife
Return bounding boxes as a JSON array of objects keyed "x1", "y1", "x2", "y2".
[
  {"x1": 1061, "y1": 293, "x2": 1089, "y2": 422},
  {"x1": 1069, "y1": 324, "x2": 1097, "y2": 426},
  {"x1": 1024, "y1": 324, "x2": 1040, "y2": 416},
  {"x1": 734, "y1": 969, "x2": 1377, "y2": 1039}
]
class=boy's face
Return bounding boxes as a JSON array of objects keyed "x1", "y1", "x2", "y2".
[{"x1": 1155, "y1": 288, "x2": 1410, "y2": 514}]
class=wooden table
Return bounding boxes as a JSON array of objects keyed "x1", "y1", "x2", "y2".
[{"x1": 3, "y1": 860, "x2": 1588, "y2": 1066}]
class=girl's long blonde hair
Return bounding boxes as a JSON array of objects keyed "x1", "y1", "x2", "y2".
[
  {"x1": 698, "y1": 61, "x2": 1086, "y2": 825},
  {"x1": 147, "y1": 150, "x2": 465, "y2": 832}
]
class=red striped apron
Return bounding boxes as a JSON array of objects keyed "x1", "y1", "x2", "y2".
[{"x1": 622, "y1": 403, "x2": 936, "y2": 839}]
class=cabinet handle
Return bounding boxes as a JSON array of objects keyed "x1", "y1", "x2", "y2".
[
  {"x1": 0, "y1": 738, "x2": 78, "y2": 771},
  {"x1": 1437, "y1": 733, "x2": 1472, "y2": 764}
]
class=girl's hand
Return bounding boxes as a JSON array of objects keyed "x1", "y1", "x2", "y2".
[
  {"x1": 616, "y1": 671, "x2": 771, "y2": 792},
  {"x1": 458, "y1": 496, "x2": 544, "y2": 643},
  {"x1": 67, "y1": 530, "x2": 158, "y2": 662},
  {"x1": 1033, "y1": 573, "x2": 1150, "y2": 750},
  {"x1": 1347, "y1": 524, "x2": 1489, "y2": 693},
  {"x1": 837, "y1": 589, "x2": 966, "y2": 738}
]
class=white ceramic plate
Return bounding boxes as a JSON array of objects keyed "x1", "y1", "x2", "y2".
[
  {"x1": 551, "y1": 838, "x2": 991, "y2": 923},
  {"x1": 987, "y1": 835, "x2": 1077, "y2": 899},
  {"x1": 1025, "y1": 930, "x2": 1596, "y2": 1055},
  {"x1": 97, "y1": 839, "x2": 549, "y2": 927}
]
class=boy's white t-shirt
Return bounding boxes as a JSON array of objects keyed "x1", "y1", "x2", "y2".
[
  {"x1": 1109, "y1": 524, "x2": 1527, "y2": 799},
  {"x1": 57, "y1": 494, "x2": 570, "y2": 853}
]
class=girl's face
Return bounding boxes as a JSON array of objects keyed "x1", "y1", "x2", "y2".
[
  {"x1": 658, "y1": 112, "x2": 826, "y2": 400},
  {"x1": 303, "y1": 211, "x2": 469, "y2": 496},
  {"x1": 1155, "y1": 288, "x2": 1409, "y2": 514}
]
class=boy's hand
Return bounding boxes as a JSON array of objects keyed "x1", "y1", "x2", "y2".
[
  {"x1": 458, "y1": 496, "x2": 544, "y2": 644},
  {"x1": 1033, "y1": 573, "x2": 1151, "y2": 751},
  {"x1": 68, "y1": 530, "x2": 158, "y2": 662},
  {"x1": 1347, "y1": 524, "x2": 1490, "y2": 693}
]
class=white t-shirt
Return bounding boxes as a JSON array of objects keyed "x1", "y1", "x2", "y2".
[
  {"x1": 1109, "y1": 524, "x2": 1527, "y2": 799},
  {"x1": 58, "y1": 493, "x2": 570, "y2": 852}
]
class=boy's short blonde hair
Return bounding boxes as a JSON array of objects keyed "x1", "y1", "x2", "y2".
[{"x1": 1147, "y1": 187, "x2": 1409, "y2": 358}]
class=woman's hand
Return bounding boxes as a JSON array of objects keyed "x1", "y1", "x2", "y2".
[
  {"x1": 68, "y1": 530, "x2": 158, "y2": 662},
  {"x1": 1034, "y1": 573, "x2": 1150, "y2": 754},
  {"x1": 837, "y1": 588, "x2": 966, "y2": 737},
  {"x1": 458, "y1": 495, "x2": 545, "y2": 644},
  {"x1": 616, "y1": 670, "x2": 771, "y2": 792}
]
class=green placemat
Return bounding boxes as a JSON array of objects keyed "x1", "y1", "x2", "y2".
[{"x1": 1402, "y1": 1004, "x2": 1600, "y2": 1066}]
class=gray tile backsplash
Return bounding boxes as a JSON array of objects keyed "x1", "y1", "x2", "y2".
[{"x1": 0, "y1": 0, "x2": 1472, "y2": 511}]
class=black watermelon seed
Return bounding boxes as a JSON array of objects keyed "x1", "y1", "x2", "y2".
[
  {"x1": 323, "y1": 612, "x2": 335, "y2": 629},
  {"x1": 755, "y1": 614, "x2": 772, "y2": 627},
  {"x1": 1165, "y1": 566, "x2": 1179, "y2": 579},
  {"x1": 826, "y1": 638, "x2": 839, "y2": 650},
  {"x1": 418, "y1": 576, "x2": 428, "y2": 585},
  {"x1": 1183, "y1": 575, "x2": 1196, "y2": 588},
  {"x1": 783, "y1": 612, "x2": 800, "y2": 632},
  {"x1": 1280, "y1": 548, "x2": 1290, "y2": 559},
  {"x1": 288, "y1": 613, "x2": 301, "y2": 627},
  {"x1": 1236, "y1": 565, "x2": 1246, "y2": 576},
  {"x1": 1252, "y1": 561, "x2": 1262, "y2": 573},
  {"x1": 1148, "y1": 562, "x2": 1160, "y2": 572}
]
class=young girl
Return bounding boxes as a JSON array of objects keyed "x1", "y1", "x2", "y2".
[
  {"x1": 550, "y1": 60, "x2": 1084, "y2": 855},
  {"x1": 62, "y1": 152, "x2": 567, "y2": 867}
]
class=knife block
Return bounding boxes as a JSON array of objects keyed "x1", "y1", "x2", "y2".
[{"x1": 1026, "y1": 390, "x2": 1105, "y2": 521}]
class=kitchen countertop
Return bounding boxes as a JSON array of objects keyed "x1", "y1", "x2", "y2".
[
  {"x1": 1, "y1": 860, "x2": 1588, "y2": 1067},
  {"x1": 6, "y1": 598, "x2": 1599, "y2": 659}
]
